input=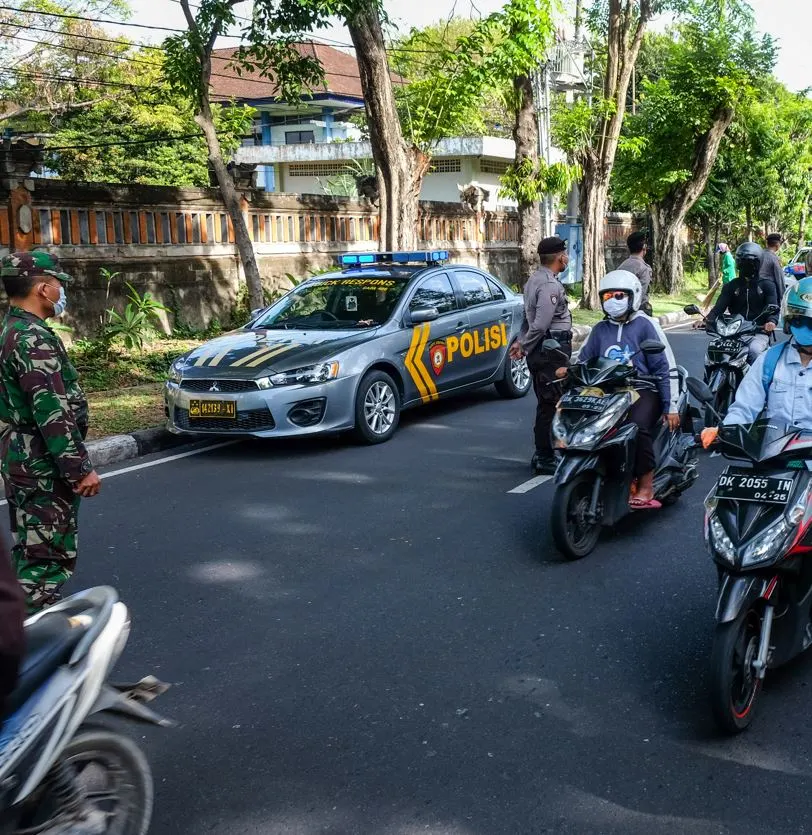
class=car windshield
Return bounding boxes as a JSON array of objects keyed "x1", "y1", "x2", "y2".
[{"x1": 253, "y1": 275, "x2": 412, "y2": 330}]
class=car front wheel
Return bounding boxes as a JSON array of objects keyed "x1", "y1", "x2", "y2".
[{"x1": 354, "y1": 370, "x2": 401, "y2": 444}]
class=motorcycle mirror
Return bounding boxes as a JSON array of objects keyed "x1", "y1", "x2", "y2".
[
  {"x1": 640, "y1": 340, "x2": 666, "y2": 354},
  {"x1": 542, "y1": 338, "x2": 562, "y2": 352},
  {"x1": 683, "y1": 304, "x2": 701, "y2": 316},
  {"x1": 686, "y1": 377, "x2": 714, "y2": 404}
]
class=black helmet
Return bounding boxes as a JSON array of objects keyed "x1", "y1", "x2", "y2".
[{"x1": 735, "y1": 242, "x2": 763, "y2": 281}]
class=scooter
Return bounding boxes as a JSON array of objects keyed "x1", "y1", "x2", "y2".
[
  {"x1": 0, "y1": 587, "x2": 171, "y2": 833},
  {"x1": 684, "y1": 303, "x2": 777, "y2": 426},
  {"x1": 688, "y1": 377, "x2": 812, "y2": 733},
  {"x1": 549, "y1": 339, "x2": 698, "y2": 560}
]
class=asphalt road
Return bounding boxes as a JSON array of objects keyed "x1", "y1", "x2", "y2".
[{"x1": 70, "y1": 326, "x2": 812, "y2": 835}]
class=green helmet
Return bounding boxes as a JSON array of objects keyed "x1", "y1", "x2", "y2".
[
  {"x1": 782, "y1": 276, "x2": 812, "y2": 333},
  {"x1": 0, "y1": 250, "x2": 72, "y2": 283}
]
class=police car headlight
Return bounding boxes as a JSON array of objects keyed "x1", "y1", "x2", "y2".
[
  {"x1": 270, "y1": 361, "x2": 340, "y2": 386},
  {"x1": 255, "y1": 376, "x2": 273, "y2": 390},
  {"x1": 169, "y1": 357, "x2": 185, "y2": 384}
]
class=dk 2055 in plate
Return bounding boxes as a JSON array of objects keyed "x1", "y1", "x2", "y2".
[
  {"x1": 714, "y1": 470, "x2": 794, "y2": 504},
  {"x1": 560, "y1": 392, "x2": 607, "y2": 413},
  {"x1": 189, "y1": 399, "x2": 236, "y2": 420}
]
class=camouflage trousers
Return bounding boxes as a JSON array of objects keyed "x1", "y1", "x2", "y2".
[{"x1": 3, "y1": 474, "x2": 80, "y2": 614}]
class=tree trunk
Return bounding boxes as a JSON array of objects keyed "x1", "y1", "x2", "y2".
[
  {"x1": 651, "y1": 106, "x2": 735, "y2": 293},
  {"x1": 512, "y1": 73, "x2": 541, "y2": 287},
  {"x1": 580, "y1": 157, "x2": 609, "y2": 309},
  {"x1": 179, "y1": 0, "x2": 263, "y2": 313},
  {"x1": 346, "y1": 2, "x2": 427, "y2": 250},
  {"x1": 702, "y1": 215, "x2": 717, "y2": 286},
  {"x1": 798, "y1": 197, "x2": 809, "y2": 250}
]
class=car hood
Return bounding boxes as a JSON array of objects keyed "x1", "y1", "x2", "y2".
[{"x1": 177, "y1": 328, "x2": 377, "y2": 378}]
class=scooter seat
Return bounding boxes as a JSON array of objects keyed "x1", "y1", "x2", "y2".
[{"x1": 5, "y1": 613, "x2": 86, "y2": 716}]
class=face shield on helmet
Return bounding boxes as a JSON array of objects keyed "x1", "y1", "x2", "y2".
[{"x1": 599, "y1": 270, "x2": 642, "y2": 320}]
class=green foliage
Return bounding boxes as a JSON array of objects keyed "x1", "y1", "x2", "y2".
[
  {"x1": 318, "y1": 158, "x2": 375, "y2": 199},
  {"x1": 499, "y1": 158, "x2": 581, "y2": 204},
  {"x1": 103, "y1": 283, "x2": 169, "y2": 352}
]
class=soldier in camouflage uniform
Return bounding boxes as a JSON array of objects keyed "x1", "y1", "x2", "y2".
[{"x1": 0, "y1": 251, "x2": 101, "y2": 613}]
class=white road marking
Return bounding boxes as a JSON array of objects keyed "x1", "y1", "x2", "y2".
[
  {"x1": 0, "y1": 442, "x2": 237, "y2": 507},
  {"x1": 507, "y1": 474, "x2": 554, "y2": 494}
]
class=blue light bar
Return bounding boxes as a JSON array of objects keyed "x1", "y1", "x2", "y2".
[{"x1": 338, "y1": 250, "x2": 450, "y2": 267}]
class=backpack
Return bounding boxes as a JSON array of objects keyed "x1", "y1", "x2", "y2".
[{"x1": 761, "y1": 341, "x2": 789, "y2": 394}]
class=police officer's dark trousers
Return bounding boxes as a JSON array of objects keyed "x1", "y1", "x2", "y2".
[{"x1": 527, "y1": 338, "x2": 572, "y2": 458}]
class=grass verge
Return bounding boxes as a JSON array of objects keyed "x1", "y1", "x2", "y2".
[{"x1": 86, "y1": 383, "x2": 165, "y2": 440}]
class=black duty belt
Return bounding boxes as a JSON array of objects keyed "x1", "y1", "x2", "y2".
[{"x1": 547, "y1": 330, "x2": 572, "y2": 342}]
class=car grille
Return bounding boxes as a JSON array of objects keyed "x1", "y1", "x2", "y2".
[
  {"x1": 180, "y1": 379, "x2": 258, "y2": 393},
  {"x1": 173, "y1": 407, "x2": 275, "y2": 432}
]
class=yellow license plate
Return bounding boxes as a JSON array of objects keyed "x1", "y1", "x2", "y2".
[{"x1": 189, "y1": 399, "x2": 236, "y2": 419}]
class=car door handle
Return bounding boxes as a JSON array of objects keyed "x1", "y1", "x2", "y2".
[
  {"x1": 500, "y1": 311, "x2": 511, "y2": 319},
  {"x1": 455, "y1": 321, "x2": 466, "y2": 331}
]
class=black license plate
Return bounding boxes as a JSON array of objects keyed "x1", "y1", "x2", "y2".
[
  {"x1": 189, "y1": 399, "x2": 236, "y2": 420},
  {"x1": 712, "y1": 338, "x2": 741, "y2": 353},
  {"x1": 560, "y1": 393, "x2": 607, "y2": 413},
  {"x1": 714, "y1": 470, "x2": 794, "y2": 504}
]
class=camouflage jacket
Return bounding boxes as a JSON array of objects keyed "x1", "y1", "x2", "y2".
[{"x1": 0, "y1": 307, "x2": 92, "y2": 483}]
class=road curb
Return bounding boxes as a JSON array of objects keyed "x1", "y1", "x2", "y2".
[
  {"x1": 87, "y1": 427, "x2": 191, "y2": 469},
  {"x1": 572, "y1": 311, "x2": 693, "y2": 348}
]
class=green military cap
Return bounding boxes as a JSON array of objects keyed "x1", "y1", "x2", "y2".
[{"x1": 1, "y1": 250, "x2": 73, "y2": 284}]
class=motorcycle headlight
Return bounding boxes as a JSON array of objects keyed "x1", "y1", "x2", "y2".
[
  {"x1": 552, "y1": 413, "x2": 569, "y2": 447},
  {"x1": 741, "y1": 517, "x2": 791, "y2": 566},
  {"x1": 568, "y1": 393, "x2": 632, "y2": 447},
  {"x1": 718, "y1": 320, "x2": 742, "y2": 337},
  {"x1": 708, "y1": 513, "x2": 736, "y2": 563},
  {"x1": 270, "y1": 361, "x2": 340, "y2": 387},
  {"x1": 726, "y1": 354, "x2": 748, "y2": 368},
  {"x1": 168, "y1": 357, "x2": 185, "y2": 384}
]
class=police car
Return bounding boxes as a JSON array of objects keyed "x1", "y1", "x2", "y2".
[{"x1": 164, "y1": 251, "x2": 531, "y2": 443}]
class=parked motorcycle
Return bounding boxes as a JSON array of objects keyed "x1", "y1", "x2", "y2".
[
  {"x1": 683, "y1": 303, "x2": 777, "y2": 426},
  {"x1": 688, "y1": 377, "x2": 812, "y2": 733},
  {"x1": 0, "y1": 587, "x2": 171, "y2": 833},
  {"x1": 549, "y1": 339, "x2": 698, "y2": 560}
]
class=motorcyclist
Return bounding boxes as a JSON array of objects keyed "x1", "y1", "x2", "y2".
[
  {"x1": 560, "y1": 271, "x2": 679, "y2": 509},
  {"x1": 702, "y1": 277, "x2": 812, "y2": 446},
  {"x1": 703, "y1": 242, "x2": 778, "y2": 364}
]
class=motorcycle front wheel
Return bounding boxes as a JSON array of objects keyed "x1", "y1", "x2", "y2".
[
  {"x1": 709, "y1": 608, "x2": 762, "y2": 734},
  {"x1": 551, "y1": 474, "x2": 601, "y2": 560}
]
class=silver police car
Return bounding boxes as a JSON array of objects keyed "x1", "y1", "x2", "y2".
[{"x1": 165, "y1": 251, "x2": 531, "y2": 443}]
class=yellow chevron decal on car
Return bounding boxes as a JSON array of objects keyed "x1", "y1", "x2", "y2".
[
  {"x1": 205, "y1": 348, "x2": 232, "y2": 368},
  {"x1": 404, "y1": 324, "x2": 438, "y2": 404},
  {"x1": 244, "y1": 343, "x2": 300, "y2": 368},
  {"x1": 230, "y1": 346, "x2": 279, "y2": 368}
]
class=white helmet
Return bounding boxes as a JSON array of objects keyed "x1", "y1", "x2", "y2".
[{"x1": 599, "y1": 269, "x2": 642, "y2": 313}]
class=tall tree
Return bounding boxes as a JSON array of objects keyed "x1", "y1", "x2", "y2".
[
  {"x1": 163, "y1": 0, "x2": 325, "y2": 311},
  {"x1": 553, "y1": 0, "x2": 670, "y2": 308}
]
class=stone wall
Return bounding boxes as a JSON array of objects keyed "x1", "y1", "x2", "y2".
[{"x1": 1, "y1": 177, "x2": 640, "y2": 337}]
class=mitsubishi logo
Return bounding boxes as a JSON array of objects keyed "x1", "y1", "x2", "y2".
[{"x1": 208, "y1": 381, "x2": 220, "y2": 393}]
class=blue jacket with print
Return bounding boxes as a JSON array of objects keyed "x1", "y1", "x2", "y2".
[{"x1": 578, "y1": 313, "x2": 671, "y2": 410}]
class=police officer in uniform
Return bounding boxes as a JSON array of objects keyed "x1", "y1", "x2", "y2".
[
  {"x1": 510, "y1": 236, "x2": 573, "y2": 475},
  {"x1": 0, "y1": 251, "x2": 101, "y2": 613}
]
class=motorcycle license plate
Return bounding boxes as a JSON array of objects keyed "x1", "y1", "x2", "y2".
[
  {"x1": 560, "y1": 393, "x2": 607, "y2": 413},
  {"x1": 712, "y1": 338, "x2": 741, "y2": 353},
  {"x1": 714, "y1": 470, "x2": 794, "y2": 504},
  {"x1": 189, "y1": 399, "x2": 236, "y2": 420}
]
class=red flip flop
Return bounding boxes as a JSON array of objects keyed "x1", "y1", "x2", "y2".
[{"x1": 629, "y1": 496, "x2": 662, "y2": 510}]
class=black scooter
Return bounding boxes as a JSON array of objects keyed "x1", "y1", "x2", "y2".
[
  {"x1": 549, "y1": 339, "x2": 698, "y2": 560},
  {"x1": 688, "y1": 378, "x2": 812, "y2": 733},
  {"x1": 684, "y1": 303, "x2": 778, "y2": 426}
]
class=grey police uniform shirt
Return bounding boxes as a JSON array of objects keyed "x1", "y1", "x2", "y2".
[
  {"x1": 519, "y1": 266, "x2": 572, "y2": 355},
  {"x1": 616, "y1": 254, "x2": 652, "y2": 304}
]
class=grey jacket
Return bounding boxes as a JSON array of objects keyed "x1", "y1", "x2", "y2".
[{"x1": 519, "y1": 267, "x2": 572, "y2": 354}]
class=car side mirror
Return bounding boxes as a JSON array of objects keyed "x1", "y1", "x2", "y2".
[
  {"x1": 686, "y1": 377, "x2": 714, "y2": 404},
  {"x1": 408, "y1": 306, "x2": 440, "y2": 324},
  {"x1": 683, "y1": 304, "x2": 701, "y2": 316},
  {"x1": 640, "y1": 340, "x2": 666, "y2": 354}
]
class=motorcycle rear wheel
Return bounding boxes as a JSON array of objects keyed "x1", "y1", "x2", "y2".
[
  {"x1": 37, "y1": 728, "x2": 155, "y2": 835},
  {"x1": 709, "y1": 608, "x2": 762, "y2": 734},
  {"x1": 551, "y1": 474, "x2": 601, "y2": 560}
]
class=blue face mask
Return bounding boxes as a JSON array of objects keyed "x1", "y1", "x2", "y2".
[{"x1": 790, "y1": 322, "x2": 812, "y2": 347}]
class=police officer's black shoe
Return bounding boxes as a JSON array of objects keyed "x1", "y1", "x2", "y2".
[{"x1": 531, "y1": 453, "x2": 557, "y2": 475}]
